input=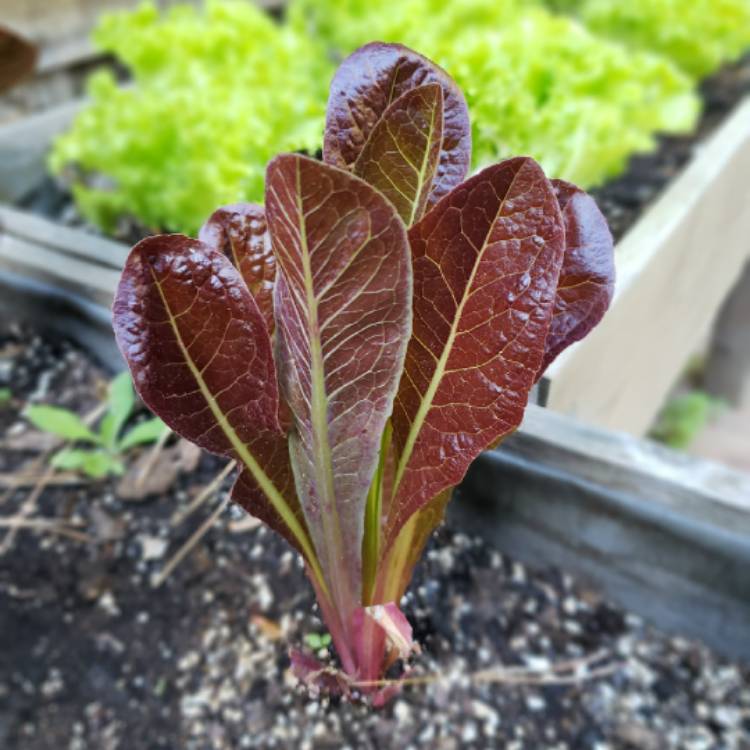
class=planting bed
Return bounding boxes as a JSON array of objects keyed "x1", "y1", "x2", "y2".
[
  {"x1": 2, "y1": 326, "x2": 750, "y2": 750},
  {"x1": 10, "y1": 54, "x2": 750, "y2": 246}
]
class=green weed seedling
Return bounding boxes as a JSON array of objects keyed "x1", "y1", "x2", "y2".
[{"x1": 25, "y1": 372, "x2": 168, "y2": 479}]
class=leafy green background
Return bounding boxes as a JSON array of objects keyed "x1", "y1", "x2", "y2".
[{"x1": 50, "y1": 0, "x2": 750, "y2": 236}]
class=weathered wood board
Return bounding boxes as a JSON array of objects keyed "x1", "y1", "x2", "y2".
[
  {"x1": 451, "y1": 404, "x2": 750, "y2": 660},
  {"x1": 705, "y1": 260, "x2": 750, "y2": 407},
  {"x1": 0, "y1": 101, "x2": 81, "y2": 202},
  {"x1": 3, "y1": 0, "x2": 199, "y2": 71},
  {"x1": 0, "y1": 204, "x2": 126, "y2": 365},
  {"x1": 543, "y1": 97, "x2": 750, "y2": 436}
]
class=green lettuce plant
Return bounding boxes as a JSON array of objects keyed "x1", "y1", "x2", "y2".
[
  {"x1": 49, "y1": 0, "x2": 332, "y2": 235},
  {"x1": 545, "y1": 0, "x2": 750, "y2": 79},
  {"x1": 289, "y1": 0, "x2": 699, "y2": 187}
]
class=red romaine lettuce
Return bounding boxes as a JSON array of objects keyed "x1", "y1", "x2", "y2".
[{"x1": 113, "y1": 41, "x2": 614, "y2": 702}]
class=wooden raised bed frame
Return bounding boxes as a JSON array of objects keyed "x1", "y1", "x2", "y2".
[{"x1": 542, "y1": 97, "x2": 750, "y2": 434}]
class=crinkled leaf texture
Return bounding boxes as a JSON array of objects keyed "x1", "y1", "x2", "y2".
[
  {"x1": 199, "y1": 203, "x2": 276, "y2": 333},
  {"x1": 353, "y1": 83, "x2": 444, "y2": 226},
  {"x1": 537, "y1": 179, "x2": 615, "y2": 376},
  {"x1": 324, "y1": 42, "x2": 471, "y2": 210},
  {"x1": 110, "y1": 40, "x2": 616, "y2": 703},
  {"x1": 266, "y1": 153, "x2": 412, "y2": 630},
  {"x1": 386, "y1": 157, "x2": 566, "y2": 549},
  {"x1": 112, "y1": 235, "x2": 313, "y2": 565}
]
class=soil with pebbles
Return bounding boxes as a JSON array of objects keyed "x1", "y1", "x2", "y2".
[{"x1": 1, "y1": 328, "x2": 750, "y2": 750}]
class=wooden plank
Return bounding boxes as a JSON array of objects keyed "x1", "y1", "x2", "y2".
[
  {"x1": 0, "y1": 232, "x2": 120, "y2": 306},
  {"x1": 0, "y1": 204, "x2": 128, "y2": 269},
  {"x1": 451, "y1": 404, "x2": 750, "y2": 659},
  {"x1": 543, "y1": 97, "x2": 750, "y2": 436},
  {"x1": 0, "y1": 100, "x2": 83, "y2": 203},
  {"x1": 704, "y1": 259, "x2": 750, "y2": 407},
  {"x1": 0, "y1": 205, "x2": 124, "y2": 363},
  {"x1": 0, "y1": 266, "x2": 121, "y2": 367}
]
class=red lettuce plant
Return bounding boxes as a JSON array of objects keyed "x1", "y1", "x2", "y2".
[{"x1": 112, "y1": 42, "x2": 614, "y2": 702}]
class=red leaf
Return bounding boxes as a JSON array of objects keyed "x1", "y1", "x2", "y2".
[
  {"x1": 265, "y1": 154, "x2": 412, "y2": 619},
  {"x1": 231, "y1": 462, "x2": 306, "y2": 558},
  {"x1": 289, "y1": 649, "x2": 348, "y2": 696},
  {"x1": 387, "y1": 158, "x2": 565, "y2": 545},
  {"x1": 538, "y1": 179, "x2": 616, "y2": 377},
  {"x1": 112, "y1": 234, "x2": 314, "y2": 564},
  {"x1": 353, "y1": 83, "x2": 444, "y2": 226},
  {"x1": 0, "y1": 27, "x2": 37, "y2": 92},
  {"x1": 351, "y1": 601, "x2": 418, "y2": 682},
  {"x1": 198, "y1": 203, "x2": 276, "y2": 333},
  {"x1": 324, "y1": 42, "x2": 471, "y2": 209}
]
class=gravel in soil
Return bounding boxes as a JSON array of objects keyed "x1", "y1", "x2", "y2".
[{"x1": 1, "y1": 329, "x2": 750, "y2": 749}]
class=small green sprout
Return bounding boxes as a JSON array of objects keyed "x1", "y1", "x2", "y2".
[
  {"x1": 304, "y1": 632, "x2": 332, "y2": 651},
  {"x1": 24, "y1": 372, "x2": 168, "y2": 478},
  {"x1": 650, "y1": 390, "x2": 726, "y2": 450}
]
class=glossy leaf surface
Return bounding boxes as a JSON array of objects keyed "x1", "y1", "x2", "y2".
[
  {"x1": 112, "y1": 235, "x2": 314, "y2": 563},
  {"x1": 324, "y1": 42, "x2": 471, "y2": 209},
  {"x1": 266, "y1": 154, "x2": 412, "y2": 613},
  {"x1": 388, "y1": 158, "x2": 565, "y2": 544},
  {"x1": 538, "y1": 179, "x2": 616, "y2": 377},
  {"x1": 353, "y1": 83, "x2": 443, "y2": 226},
  {"x1": 199, "y1": 203, "x2": 276, "y2": 333}
]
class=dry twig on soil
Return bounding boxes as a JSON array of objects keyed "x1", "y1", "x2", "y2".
[
  {"x1": 153, "y1": 495, "x2": 231, "y2": 588},
  {"x1": 170, "y1": 459, "x2": 236, "y2": 526}
]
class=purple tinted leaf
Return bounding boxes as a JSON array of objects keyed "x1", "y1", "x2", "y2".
[
  {"x1": 112, "y1": 235, "x2": 314, "y2": 564},
  {"x1": 350, "y1": 601, "x2": 417, "y2": 682},
  {"x1": 324, "y1": 42, "x2": 471, "y2": 208},
  {"x1": 265, "y1": 154, "x2": 412, "y2": 620},
  {"x1": 289, "y1": 649, "x2": 348, "y2": 695},
  {"x1": 353, "y1": 83, "x2": 444, "y2": 227},
  {"x1": 387, "y1": 159, "x2": 565, "y2": 547},
  {"x1": 199, "y1": 203, "x2": 276, "y2": 333},
  {"x1": 538, "y1": 179, "x2": 616, "y2": 377}
]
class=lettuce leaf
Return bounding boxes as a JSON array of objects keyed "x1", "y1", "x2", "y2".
[
  {"x1": 289, "y1": 0, "x2": 699, "y2": 188},
  {"x1": 50, "y1": 0, "x2": 332, "y2": 235}
]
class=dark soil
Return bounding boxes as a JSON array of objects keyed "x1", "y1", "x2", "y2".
[
  {"x1": 13, "y1": 55, "x2": 750, "y2": 245},
  {"x1": 1, "y1": 326, "x2": 749, "y2": 750}
]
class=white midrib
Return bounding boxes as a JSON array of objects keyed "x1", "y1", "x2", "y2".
[
  {"x1": 150, "y1": 265, "x2": 326, "y2": 592},
  {"x1": 294, "y1": 166, "x2": 354, "y2": 616}
]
